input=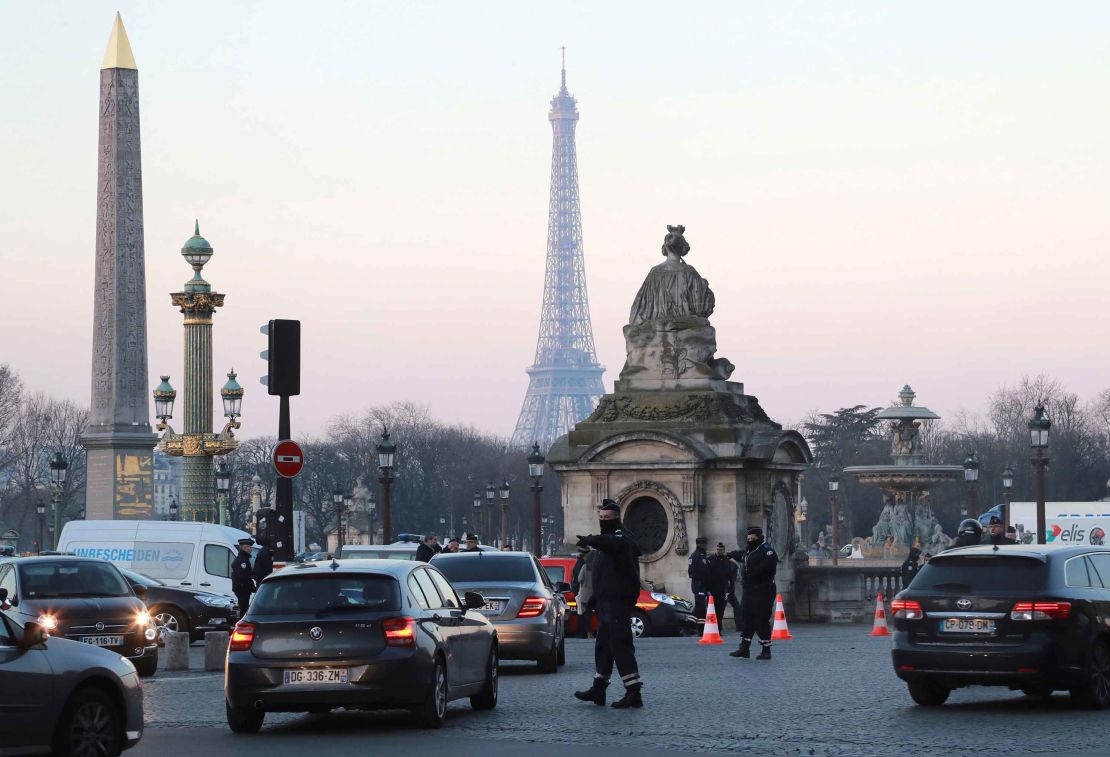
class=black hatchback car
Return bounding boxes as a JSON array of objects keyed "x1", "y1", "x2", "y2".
[
  {"x1": 225, "y1": 559, "x2": 498, "y2": 732},
  {"x1": 892, "y1": 544, "x2": 1110, "y2": 708},
  {"x1": 118, "y1": 567, "x2": 238, "y2": 642},
  {"x1": 0, "y1": 556, "x2": 160, "y2": 677}
]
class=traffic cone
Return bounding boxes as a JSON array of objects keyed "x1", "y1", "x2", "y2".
[
  {"x1": 869, "y1": 592, "x2": 891, "y2": 637},
  {"x1": 698, "y1": 596, "x2": 724, "y2": 645},
  {"x1": 770, "y1": 594, "x2": 792, "y2": 640}
]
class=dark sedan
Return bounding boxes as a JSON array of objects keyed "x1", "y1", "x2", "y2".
[
  {"x1": 118, "y1": 567, "x2": 238, "y2": 642},
  {"x1": 0, "y1": 556, "x2": 159, "y2": 677},
  {"x1": 0, "y1": 600, "x2": 144, "y2": 755},
  {"x1": 892, "y1": 544, "x2": 1110, "y2": 707},
  {"x1": 225, "y1": 559, "x2": 498, "y2": 731}
]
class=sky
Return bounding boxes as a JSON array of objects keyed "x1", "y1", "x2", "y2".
[{"x1": 2, "y1": 1, "x2": 1109, "y2": 439}]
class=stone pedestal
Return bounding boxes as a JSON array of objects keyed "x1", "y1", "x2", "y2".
[
  {"x1": 204, "y1": 631, "x2": 229, "y2": 671},
  {"x1": 162, "y1": 630, "x2": 189, "y2": 670}
]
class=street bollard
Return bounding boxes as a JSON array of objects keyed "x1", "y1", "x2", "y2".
[
  {"x1": 163, "y1": 631, "x2": 189, "y2": 671},
  {"x1": 204, "y1": 631, "x2": 230, "y2": 671}
]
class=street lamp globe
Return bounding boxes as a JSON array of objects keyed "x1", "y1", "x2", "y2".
[
  {"x1": 1029, "y1": 404, "x2": 1051, "y2": 449},
  {"x1": 376, "y1": 429, "x2": 396, "y2": 471},
  {"x1": 215, "y1": 460, "x2": 231, "y2": 493},
  {"x1": 49, "y1": 452, "x2": 68, "y2": 485},
  {"x1": 332, "y1": 489, "x2": 344, "y2": 507},
  {"x1": 169, "y1": 496, "x2": 178, "y2": 521},
  {"x1": 963, "y1": 451, "x2": 980, "y2": 483},
  {"x1": 828, "y1": 475, "x2": 840, "y2": 493},
  {"x1": 220, "y1": 370, "x2": 244, "y2": 420},
  {"x1": 499, "y1": 480, "x2": 511, "y2": 501},
  {"x1": 153, "y1": 375, "x2": 176, "y2": 424},
  {"x1": 1002, "y1": 466, "x2": 1015, "y2": 491},
  {"x1": 35, "y1": 502, "x2": 45, "y2": 516},
  {"x1": 473, "y1": 490, "x2": 482, "y2": 512},
  {"x1": 344, "y1": 493, "x2": 353, "y2": 511},
  {"x1": 485, "y1": 481, "x2": 496, "y2": 504},
  {"x1": 528, "y1": 443, "x2": 545, "y2": 480}
]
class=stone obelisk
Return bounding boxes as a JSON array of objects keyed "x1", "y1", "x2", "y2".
[{"x1": 81, "y1": 13, "x2": 158, "y2": 520}]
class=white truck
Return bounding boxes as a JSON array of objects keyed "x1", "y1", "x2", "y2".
[
  {"x1": 57, "y1": 520, "x2": 254, "y2": 599},
  {"x1": 987, "y1": 502, "x2": 1110, "y2": 546}
]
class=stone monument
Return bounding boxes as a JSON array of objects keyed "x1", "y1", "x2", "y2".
[
  {"x1": 81, "y1": 14, "x2": 158, "y2": 520},
  {"x1": 548, "y1": 226, "x2": 812, "y2": 606}
]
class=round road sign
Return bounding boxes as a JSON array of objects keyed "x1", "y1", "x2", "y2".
[{"x1": 272, "y1": 439, "x2": 305, "y2": 478}]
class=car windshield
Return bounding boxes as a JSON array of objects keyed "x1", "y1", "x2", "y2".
[
  {"x1": 250, "y1": 574, "x2": 402, "y2": 615},
  {"x1": 912, "y1": 556, "x2": 1048, "y2": 591},
  {"x1": 433, "y1": 555, "x2": 536, "y2": 583},
  {"x1": 118, "y1": 567, "x2": 164, "y2": 587},
  {"x1": 18, "y1": 561, "x2": 132, "y2": 598}
]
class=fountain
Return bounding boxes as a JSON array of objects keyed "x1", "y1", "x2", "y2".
[{"x1": 844, "y1": 385, "x2": 962, "y2": 557}]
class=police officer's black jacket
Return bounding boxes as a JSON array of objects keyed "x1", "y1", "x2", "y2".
[
  {"x1": 900, "y1": 557, "x2": 919, "y2": 587},
  {"x1": 987, "y1": 533, "x2": 1018, "y2": 546},
  {"x1": 253, "y1": 546, "x2": 274, "y2": 584},
  {"x1": 728, "y1": 540, "x2": 777, "y2": 589},
  {"x1": 415, "y1": 542, "x2": 440, "y2": 562},
  {"x1": 232, "y1": 551, "x2": 254, "y2": 595},
  {"x1": 687, "y1": 547, "x2": 709, "y2": 592},
  {"x1": 706, "y1": 554, "x2": 732, "y2": 596},
  {"x1": 579, "y1": 527, "x2": 641, "y2": 604}
]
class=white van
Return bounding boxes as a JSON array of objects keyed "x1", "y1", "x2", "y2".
[{"x1": 57, "y1": 520, "x2": 253, "y2": 599}]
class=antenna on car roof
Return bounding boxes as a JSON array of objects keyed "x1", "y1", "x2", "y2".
[{"x1": 329, "y1": 558, "x2": 340, "y2": 570}]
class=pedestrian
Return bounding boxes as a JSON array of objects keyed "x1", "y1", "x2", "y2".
[
  {"x1": 1005, "y1": 526, "x2": 1019, "y2": 544},
  {"x1": 685, "y1": 536, "x2": 710, "y2": 636},
  {"x1": 726, "y1": 551, "x2": 742, "y2": 632},
  {"x1": 950, "y1": 518, "x2": 982, "y2": 549},
  {"x1": 985, "y1": 516, "x2": 1017, "y2": 545},
  {"x1": 443, "y1": 537, "x2": 460, "y2": 554},
  {"x1": 706, "y1": 542, "x2": 732, "y2": 626},
  {"x1": 727, "y1": 526, "x2": 778, "y2": 660},
  {"x1": 572, "y1": 544, "x2": 598, "y2": 639},
  {"x1": 232, "y1": 537, "x2": 256, "y2": 613},
  {"x1": 900, "y1": 546, "x2": 921, "y2": 589},
  {"x1": 463, "y1": 533, "x2": 481, "y2": 552},
  {"x1": 501, "y1": 544, "x2": 513, "y2": 552},
  {"x1": 253, "y1": 538, "x2": 274, "y2": 586},
  {"x1": 573, "y1": 499, "x2": 644, "y2": 709},
  {"x1": 416, "y1": 533, "x2": 441, "y2": 562}
]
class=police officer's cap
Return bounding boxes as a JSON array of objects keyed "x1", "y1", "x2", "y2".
[
  {"x1": 986, "y1": 515, "x2": 1002, "y2": 526},
  {"x1": 237, "y1": 537, "x2": 255, "y2": 546},
  {"x1": 747, "y1": 526, "x2": 763, "y2": 537},
  {"x1": 600, "y1": 499, "x2": 620, "y2": 513},
  {"x1": 466, "y1": 533, "x2": 480, "y2": 542},
  {"x1": 695, "y1": 536, "x2": 708, "y2": 544},
  {"x1": 716, "y1": 541, "x2": 726, "y2": 548}
]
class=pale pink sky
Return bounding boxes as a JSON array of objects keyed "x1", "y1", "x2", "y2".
[{"x1": 2, "y1": 1, "x2": 1109, "y2": 439}]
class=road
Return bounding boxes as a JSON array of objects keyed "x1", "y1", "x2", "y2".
[{"x1": 134, "y1": 625, "x2": 1110, "y2": 756}]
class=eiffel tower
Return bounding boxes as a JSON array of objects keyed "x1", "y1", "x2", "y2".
[{"x1": 510, "y1": 52, "x2": 605, "y2": 450}]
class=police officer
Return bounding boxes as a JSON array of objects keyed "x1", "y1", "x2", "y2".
[
  {"x1": 253, "y1": 538, "x2": 274, "y2": 585},
  {"x1": 706, "y1": 542, "x2": 733, "y2": 625},
  {"x1": 900, "y1": 546, "x2": 921, "y2": 589},
  {"x1": 725, "y1": 551, "x2": 742, "y2": 632},
  {"x1": 462, "y1": 533, "x2": 481, "y2": 552},
  {"x1": 232, "y1": 537, "x2": 256, "y2": 613},
  {"x1": 685, "y1": 536, "x2": 710, "y2": 635},
  {"x1": 573, "y1": 500, "x2": 644, "y2": 709},
  {"x1": 950, "y1": 518, "x2": 983, "y2": 549},
  {"x1": 728, "y1": 526, "x2": 778, "y2": 660},
  {"x1": 415, "y1": 533, "x2": 441, "y2": 562},
  {"x1": 985, "y1": 516, "x2": 1017, "y2": 545}
]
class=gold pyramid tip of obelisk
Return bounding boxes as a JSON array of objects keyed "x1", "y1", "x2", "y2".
[{"x1": 101, "y1": 12, "x2": 137, "y2": 70}]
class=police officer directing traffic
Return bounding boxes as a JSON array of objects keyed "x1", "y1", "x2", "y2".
[
  {"x1": 728, "y1": 526, "x2": 778, "y2": 660},
  {"x1": 232, "y1": 537, "x2": 256, "y2": 612},
  {"x1": 573, "y1": 499, "x2": 644, "y2": 709}
]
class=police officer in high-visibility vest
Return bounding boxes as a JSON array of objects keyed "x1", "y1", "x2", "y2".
[{"x1": 728, "y1": 527, "x2": 778, "y2": 660}]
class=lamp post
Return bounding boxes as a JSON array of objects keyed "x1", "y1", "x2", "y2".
[
  {"x1": 1029, "y1": 404, "x2": 1051, "y2": 544},
  {"x1": 333, "y1": 489, "x2": 346, "y2": 549},
  {"x1": 215, "y1": 460, "x2": 231, "y2": 526},
  {"x1": 472, "y1": 491, "x2": 482, "y2": 539},
  {"x1": 798, "y1": 498, "x2": 808, "y2": 557},
  {"x1": 49, "y1": 451, "x2": 68, "y2": 549},
  {"x1": 35, "y1": 501, "x2": 45, "y2": 554},
  {"x1": 484, "y1": 481, "x2": 496, "y2": 543},
  {"x1": 828, "y1": 475, "x2": 840, "y2": 567},
  {"x1": 528, "y1": 443, "x2": 545, "y2": 557},
  {"x1": 1001, "y1": 466, "x2": 1015, "y2": 530},
  {"x1": 153, "y1": 226, "x2": 244, "y2": 522},
  {"x1": 963, "y1": 451, "x2": 980, "y2": 520},
  {"x1": 345, "y1": 493, "x2": 354, "y2": 545},
  {"x1": 376, "y1": 429, "x2": 396, "y2": 544},
  {"x1": 169, "y1": 496, "x2": 178, "y2": 522},
  {"x1": 499, "y1": 479, "x2": 510, "y2": 548}
]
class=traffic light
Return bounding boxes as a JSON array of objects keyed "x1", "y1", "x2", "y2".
[{"x1": 259, "y1": 319, "x2": 300, "y2": 396}]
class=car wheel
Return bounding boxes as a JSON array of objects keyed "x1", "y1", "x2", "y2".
[
  {"x1": 133, "y1": 650, "x2": 158, "y2": 678},
  {"x1": 557, "y1": 628, "x2": 566, "y2": 666},
  {"x1": 907, "y1": 680, "x2": 950, "y2": 706},
  {"x1": 470, "y1": 644, "x2": 499, "y2": 710},
  {"x1": 226, "y1": 700, "x2": 265, "y2": 733},
  {"x1": 1071, "y1": 640, "x2": 1110, "y2": 709},
  {"x1": 537, "y1": 632, "x2": 559, "y2": 674},
  {"x1": 630, "y1": 610, "x2": 650, "y2": 639},
  {"x1": 53, "y1": 686, "x2": 123, "y2": 757},
  {"x1": 415, "y1": 655, "x2": 448, "y2": 728},
  {"x1": 152, "y1": 606, "x2": 189, "y2": 642}
]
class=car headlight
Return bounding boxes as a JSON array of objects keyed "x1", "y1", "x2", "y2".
[
  {"x1": 649, "y1": 592, "x2": 675, "y2": 606},
  {"x1": 197, "y1": 594, "x2": 233, "y2": 608},
  {"x1": 135, "y1": 610, "x2": 151, "y2": 626},
  {"x1": 37, "y1": 614, "x2": 58, "y2": 632}
]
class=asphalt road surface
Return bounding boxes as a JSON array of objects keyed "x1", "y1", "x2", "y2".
[{"x1": 133, "y1": 625, "x2": 1110, "y2": 756}]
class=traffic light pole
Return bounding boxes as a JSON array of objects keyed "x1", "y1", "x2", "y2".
[{"x1": 275, "y1": 394, "x2": 294, "y2": 563}]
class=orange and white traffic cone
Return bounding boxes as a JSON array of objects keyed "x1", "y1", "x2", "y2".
[
  {"x1": 770, "y1": 594, "x2": 792, "y2": 640},
  {"x1": 869, "y1": 592, "x2": 891, "y2": 637},
  {"x1": 698, "y1": 596, "x2": 725, "y2": 645}
]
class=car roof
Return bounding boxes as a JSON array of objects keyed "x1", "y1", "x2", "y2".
[
  {"x1": 431, "y1": 551, "x2": 533, "y2": 561},
  {"x1": 930, "y1": 544, "x2": 1110, "y2": 562},
  {"x1": 269, "y1": 558, "x2": 421, "y2": 578},
  {"x1": 3, "y1": 555, "x2": 109, "y2": 565}
]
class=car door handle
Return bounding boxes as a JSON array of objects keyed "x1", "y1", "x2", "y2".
[
  {"x1": 199, "y1": 582, "x2": 211, "y2": 587},
  {"x1": 180, "y1": 582, "x2": 192, "y2": 586}
]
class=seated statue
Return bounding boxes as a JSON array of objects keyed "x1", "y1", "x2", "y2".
[{"x1": 628, "y1": 225, "x2": 716, "y2": 325}]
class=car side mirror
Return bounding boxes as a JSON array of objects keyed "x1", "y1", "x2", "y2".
[
  {"x1": 554, "y1": 581, "x2": 571, "y2": 594},
  {"x1": 463, "y1": 591, "x2": 485, "y2": 610},
  {"x1": 0, "y1": 588, "x2": 8, "y2": 611},
  {"x1": 132, "y1": 584, "x2": 147, "y2": 598},
  {"x1": 20, "y1": 621, "x2": 48, "y2": 649}
]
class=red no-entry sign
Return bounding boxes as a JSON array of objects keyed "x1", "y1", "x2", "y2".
[{"x1": 272, "y1": 439, "x2": 305, "y2": 478}]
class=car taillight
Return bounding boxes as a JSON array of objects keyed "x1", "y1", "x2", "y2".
[
  {"x1": 229, "y1": 622, "x2": 255, "y2": 651},
  {"x1": 383, "y1": 617, "x2": 416, "y2": 647},
  {"x1": 891, "y1": 599, "x2": 923, "y2": 620},
  {"x1": 517, "y1": 597, "x2": 547, "y2": 618},
  {"x1": 1011, "y1": 601, "x2": 1072, "y2": 621}
]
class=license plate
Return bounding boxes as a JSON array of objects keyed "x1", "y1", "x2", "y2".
[
  {"x1": 480, "y1": 600, "x2": 505, "y2": 615},
  {"x1": 81, "y1": 635, "x2": 123, "y2": 647},
  {"x1": 939, "y1": 618, "x2": 995, "y2": 634},
  {"x1": 282, "y1": 668, "x2": 349, "y2": 685}
]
